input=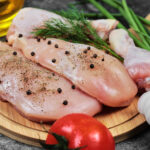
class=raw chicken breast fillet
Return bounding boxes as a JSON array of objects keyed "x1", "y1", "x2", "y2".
[
  {"x1": 7, "y1": 8, "x2": 137, "y2": 107},
  {"x1": 10, "y1": 38, "x2": 137, "y2": 107},
  {"x1": 0, "y1": 42, "x2": 102, "y2": 122},
  {"x1": 7, "y1": 7, "x2": 118, "y2": 45}
]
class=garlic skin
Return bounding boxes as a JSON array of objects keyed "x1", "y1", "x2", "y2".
[{"x1": 138, "y1": 91, "x2": 150, "y2": 124}]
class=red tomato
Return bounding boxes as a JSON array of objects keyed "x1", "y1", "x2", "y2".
[{"x1": 46, "y1": 113, "x2": 115, "y2": 150}]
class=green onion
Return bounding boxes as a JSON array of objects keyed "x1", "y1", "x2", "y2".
[
  {"x1": 87, "y1": 0, "x2": 148, "y2": 49},
  {"x1": 81, "y1": 12, "x2": 122, "y2": 18},
  {"x1": 130, "y1": 10, "x2": 150, "y2": 45},
  {"x1": 133, "y1": 29, "x2": 150, "y2": 39},
  {"x1": 139, "y1": 16, "x2": 150, "y2": 26},
  {"x1": 101, "y1": 0, "x2": 128, "y2": 20},
  {"x1": 122, "y1": 0, "x2": 150, "y2": 47},
  {"x1": 54, "y1": 11, "x2": 122, "y2": 19}
]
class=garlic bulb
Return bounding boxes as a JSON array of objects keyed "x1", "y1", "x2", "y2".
[{"x1": 138, "y1": 91, "x2": 150, "y2": 124}]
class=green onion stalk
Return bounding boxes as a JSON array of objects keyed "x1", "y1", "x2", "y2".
[{"x1": 87, "y1": 0, "x2": 150, "y2": 50}]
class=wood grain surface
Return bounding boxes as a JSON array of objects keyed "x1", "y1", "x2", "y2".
[
  {"x1": 0, "y1": 96, "x2": 146, "y2": 147},
  {"x1": 0, "y1": 14, "x2": 149, "y2": 148}
]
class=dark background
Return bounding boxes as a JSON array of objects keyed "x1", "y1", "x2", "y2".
[{"x1": 1, "y1": 0, "x2": 150, "y2": 149}]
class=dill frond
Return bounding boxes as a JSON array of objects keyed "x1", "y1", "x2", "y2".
[{"x1": 32, "y1": 7, "x2": 123, "y2": 61}]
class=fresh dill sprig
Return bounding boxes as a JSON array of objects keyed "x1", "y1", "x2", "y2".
[{"x1": 32, "y1": 7, "x2": 123, "y2": 60}]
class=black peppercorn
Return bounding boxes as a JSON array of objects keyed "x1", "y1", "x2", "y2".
[
  {"x1": 31, "y1": 52, "x2": 35, "y2": 56},
  {"x1": 83, "y1": 50, "x2": 87, "y2": 54},
  {"x1": 55, "y1": 44, "x2": 59, "y2": 48},
  {"x1": 90, "y1": 64, "x2": 94, "y2": 69},
  {"x1": 48, "y1": 40, "x2": 51, "y2": 45},
  {"x1": 18, "y1": 34, "x2": 23, "y2": 38},
  {"x1": 65, "y1": 51, "x2": 70, "y2": 55},
  {"x1": 43, "y1": 37, "x2": 46, "y2": 40},
  {"x1": 57, "y1": 88, "x2": 62, "y2": 93},
  {"x1": 87, "y1": 46, "x2": 91, "y2": 50},
  {"x1": 52, "y1": 58, "x2": 56, "y2": 63},
  {"x1": 52, "y1": 72, "x2": 55, "y2": 76},
  {"x1": 63, "y1": 100, "x2": 68, "y2": 105},
  {"x1": 102, "y1": 58, "x2": 105, "y2": 61},
  {"x1": 72, "y1": 85, "x2": 76, "y2": 89},
  {"x1": 26, "y1": 90, "x2": 32, "y2": 95},
  {"x1": 93, "y1": 54, "x2": 97, "y2": 58},
  {"x1": 13, "y1": 51, "x2": 17, "y2": 56},
  {"x1": 105, "y1": 50, "x2": 109, "y2": 54},
  {"x1": 37, "y1": 38, "x2": 40, "y2": 42},
  {"x1": 5, "y1": 38, "x2": 8, "y2": 42}
]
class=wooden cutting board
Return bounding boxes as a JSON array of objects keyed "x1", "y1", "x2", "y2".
[
  {"x1": 0, "y1": 97, "x2": 147, "y2": 147},
  {"x1": 0, "y1": 14, "x2": 150, "y2": 148}
]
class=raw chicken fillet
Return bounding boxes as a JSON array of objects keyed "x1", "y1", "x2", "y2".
[
  {"x1": 7, "y1": 7, "x2": 118, "y2": 44},
  {"x1": 0, "y1": 42, "x2": 102, "y2": 122},
  {"x1": 7, "y1": 8, "x2": 138, "y2": 107}
]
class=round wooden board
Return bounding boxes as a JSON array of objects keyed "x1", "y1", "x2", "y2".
[{"x1": 0, "y1": 97, "x2": 147, "y2": 147}]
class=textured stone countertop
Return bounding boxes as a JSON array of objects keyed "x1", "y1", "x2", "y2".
[{"x1": 1, "y1": 0, "x2": 150, "y2": 149}]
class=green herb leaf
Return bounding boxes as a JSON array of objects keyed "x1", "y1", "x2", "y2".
[{"x1": 32, "y1": 6, "x2": 123, "y2": 61}]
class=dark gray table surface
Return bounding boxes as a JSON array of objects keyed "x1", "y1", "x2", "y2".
[{"x1": 1, "y1": 0, "x2": 150, "y2": 149}]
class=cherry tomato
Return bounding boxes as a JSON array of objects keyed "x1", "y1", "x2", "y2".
[{"x1": 46, "y1": 113, "x2": 115, "y2": 150}]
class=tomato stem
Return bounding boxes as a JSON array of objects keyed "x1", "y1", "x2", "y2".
[{"x1": 41, "y1": 132, "x2": 86, "y2": 150}]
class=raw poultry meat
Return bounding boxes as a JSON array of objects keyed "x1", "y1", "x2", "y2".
[
  {"x1": 7, "y1": 7, "x2": 137, "y2": 107},
  {"x1": 109, "y1": 29, "x2": 150, "y2": 123},
  {"x1": 7, "y1": 7, "x2": 118, "y2": 45},
  {"x1": 12, "y1": 37, "x2": 137, "y2": 107},
  {"x1": 0, "y1": 42, "x2": 102, "y2": 122},
  {"x1": 109, "y1": 29, "x2": 150, "y2": 91},
  {"x1": 8, "y1": 36, "x2": 137, "y2": 107}
]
